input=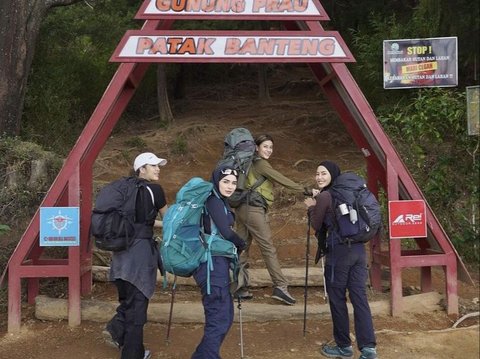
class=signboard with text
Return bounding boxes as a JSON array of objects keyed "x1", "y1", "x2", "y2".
[
  {"x1": 136, "y1": 0, "x2": 329, "y2": 20},
  {"x1": 40, "y1": 207, "x2": 80, "y2": 246},
  {"x1": 383, "y1": 37, "x2": 457, "y2": 89},
  {"x1": 388, "y1": 200, "x2": 427, "y2": 239},
  {"x1": 111, "y1": 30, "x2": 355, "y2": 63}
]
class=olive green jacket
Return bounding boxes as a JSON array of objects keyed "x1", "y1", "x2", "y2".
[{"x1": 246, "y1": 158, "x2": 303, "y2": 208}]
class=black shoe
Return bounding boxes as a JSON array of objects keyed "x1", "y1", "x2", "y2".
[
  {"x1": 271, "y1": 287, "x2": 296, "y2": 305},
  {"x1": 102, "y1": 328, "x2": 121, "y2": 350}
]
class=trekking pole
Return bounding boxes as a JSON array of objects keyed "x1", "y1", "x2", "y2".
[
  {"x1": 321, "y1": 256, "x2": 327, "y2": 301},
  {"x1": 166, "y1": 275, "x2": 177, "y2": 343},
  {"x1": 237, "y1": 296, "x2": 245, "y2": 358},
  {"x1": 303, "y1": 213, "x2": 311, "y2": 338}
]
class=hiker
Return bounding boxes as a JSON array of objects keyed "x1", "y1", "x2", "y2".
[
  {"x1": 304, "y1": 160, "x2": 378, "y2": 359},
  {"x1": 191, "y1": 165, "x2": 246, "y2": 359},
  {"x1": 235, "y1": 134, "x2": 305, "y2": 305},
  {"x1": 103, "y1": 152, "x2": 168, "y2": 359}
]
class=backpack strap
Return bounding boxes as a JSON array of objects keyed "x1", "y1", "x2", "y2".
[
  {"x1": 250, "y1": 175, "x2": 266, "y2": 191},
  {"x1": 328, "y1": 189, "x2": 352, "y2": 247},
  {"x1": 138, "y1": 183, "x2": 157, "y2": 227},
  {"x1": 204, "y1": 197, "x2": 226, "y2": 295},
  {"x1": 203, "y1": 194, "x2": 235, "y2": 295},
  {"x1": 246, "y1": 157, "x2": 266, "y2": 191},
  {"x1": 145, "y1": 185, "x2": 155, "y2": 205}
]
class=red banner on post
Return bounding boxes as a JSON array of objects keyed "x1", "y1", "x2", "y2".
[{"x1": 388, "y1": 200, "x2": 427, "y2": 239}]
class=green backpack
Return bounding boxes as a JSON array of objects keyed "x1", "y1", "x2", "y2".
[
  {"x1": 160, "y1": 177, "x2": 238, "y2": 294},
  {"x1": 217, "y1": 127, "x2": 266, "y2": 208}
]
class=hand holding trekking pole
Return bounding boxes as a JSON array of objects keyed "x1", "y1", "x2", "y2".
[{"x1": 304, "y1": 187, "x2": 320, "y2": 197}]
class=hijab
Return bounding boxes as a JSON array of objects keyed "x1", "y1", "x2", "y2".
[
  {"x1": 211, "y1": 165, "x2": 239, "y2": 198},
  {"x1": 319, "y1": 160, "x2": 341, "y2": 191}
]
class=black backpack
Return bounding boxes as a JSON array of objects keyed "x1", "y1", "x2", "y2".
[
  {"x1": 217, "y1": 128, "x2": 265, "y2": 208},
  {"x1": 91, "y1": 177, "x2": 152, "y2": 251},
  {"x1": 328, "y1": 172, "x2": 382, "y2": 244}
]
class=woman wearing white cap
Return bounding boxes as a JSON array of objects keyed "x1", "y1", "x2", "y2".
[{"x1": 103, "y1": 152, "x2": 168, "y2": 359}]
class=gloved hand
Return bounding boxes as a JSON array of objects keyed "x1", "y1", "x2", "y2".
[
  {"x1": 303, "y1": 187, "x2": 313, "y2": 196},
  {"x1": 236, "y1": 239, "x2": 246, "y2": 256}
]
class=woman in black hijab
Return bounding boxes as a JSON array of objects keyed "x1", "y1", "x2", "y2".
[{"x1": 304, "y1": 161, "x2": 378, "y2": 359}]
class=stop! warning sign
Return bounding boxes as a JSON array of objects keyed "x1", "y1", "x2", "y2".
[{"x1": 388, "y1": 200, "x2": 427, "y2": 239}]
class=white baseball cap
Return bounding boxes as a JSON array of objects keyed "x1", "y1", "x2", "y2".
[{"x1": 133, "y1": 152, "x2": 167, "y2": 171}]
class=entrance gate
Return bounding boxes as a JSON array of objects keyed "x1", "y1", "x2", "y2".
[{"x1": 4, "y1": 0, "x2": 472, "y2": 332}]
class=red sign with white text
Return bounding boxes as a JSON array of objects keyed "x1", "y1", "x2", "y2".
[
  {"x1": 110, "y1": 30, "x2": 355, "y2": 63},
  {"x1": 388, "y1": 200, "x2": 427, "y2": 239},
  {"x1": 136, "y1": 0, "x2": 330, "y2": 20}
]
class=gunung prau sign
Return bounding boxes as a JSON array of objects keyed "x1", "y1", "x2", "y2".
[
  {"x1": 383, "y1": 37, "x2": 458, "y2": 89},
  {"x1": 111, "y1": 30, "x2": 354, "y2": 63},
  {"x1": 136, "y1": 0, "x2": 329, "y2": 20}
]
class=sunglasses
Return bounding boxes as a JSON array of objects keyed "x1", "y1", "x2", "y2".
[{"x1": 221, "y1": 168, "x2": 238, "y2": 176}]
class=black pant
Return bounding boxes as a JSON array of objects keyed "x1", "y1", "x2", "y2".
[
  {"x1": 107, "y1": 279, "x2": 149, "y2": 359},
  {"x1": 325, "y1": 243, "x2": 376, "y2": 349},
  {"x1": 191, "y1": 257, "x2": 234, "y2": 359}
]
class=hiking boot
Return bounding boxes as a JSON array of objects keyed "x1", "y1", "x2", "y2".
[
  {"x1": 271, "y1": 287, "x2": 296, "y2": 305},
  {"x1": 102, "y1": 328, "x2": 121, "y2": 350},
  {"x1": 359, "y1": 347, "x2": 377, "y2": 359},
  {"x1": 320, "y1": 344, "x2": 354, "y2": 359},
  {"x1": 234, "y1": 288, "x2": 253, "y2": 300},
  {"x1": 144, "y1": 349, "x2": 152, "y2": 359}
]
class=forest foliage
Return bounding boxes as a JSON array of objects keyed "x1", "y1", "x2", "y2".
[{"x1": 1, "y1": 0, "x2": 479, "y2": 263}]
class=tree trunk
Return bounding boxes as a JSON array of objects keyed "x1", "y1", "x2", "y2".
[
  {"x1": 258, "y1": 64, "x2": 271, "y2": 102},
  {"x1": 157, "y1": 64, "x2": 174, "y2": 125},
  {"x1": 257, "y1": 21, "x2": 271, "y2": 102},
  {"x1": 0, "y1": 0, "x2": 81, "y2": 136}
]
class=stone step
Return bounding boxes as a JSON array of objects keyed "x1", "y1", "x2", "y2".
[
  {"x1": 35, "y1": 292, "x2": 444, "y2": 324},
  {"x1": 92, "y1": 265, "x2": 325, "y2": 287}
]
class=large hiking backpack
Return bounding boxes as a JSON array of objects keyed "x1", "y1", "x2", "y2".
[
  {"x1": 217, "y1": 128, "x2": 265, "y2": 207},
  {"x1": 160, "y1": 177, "x2": 238, "y2": 293},
  {"x1": 328, "y1": 172, "x2": 382, "y2": 244},
  {"x1": 91, "y1": 177, "x2": 153, "y2": 252}
]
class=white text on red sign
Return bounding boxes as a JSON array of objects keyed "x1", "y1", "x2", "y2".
[
  {"x1": 113, "y1": 32, "x2": 353, "y2": 63},
  {"x1": 137, "y1": 0, "x2": 327, "y2": 18}
]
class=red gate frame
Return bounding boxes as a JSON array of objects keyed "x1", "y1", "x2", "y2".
[{"x1": 3, "y1": 12, "x2": 472, "y2": 332}]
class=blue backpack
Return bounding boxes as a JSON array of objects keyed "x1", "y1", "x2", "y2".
[
  {"x1": 160, "y1": 177, "x2": 238, "y2": 293},
  {"x1": 328, "y1": 172, "x2": 382, "y2": 244}
]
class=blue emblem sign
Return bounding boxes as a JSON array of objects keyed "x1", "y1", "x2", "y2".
[{"x1": 40, "y1": 207, "x2": 80, "y2": 246}]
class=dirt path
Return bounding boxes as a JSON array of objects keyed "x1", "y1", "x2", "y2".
[{"x1": 0, "y1": 310, "x2": 478, "y2": 359}]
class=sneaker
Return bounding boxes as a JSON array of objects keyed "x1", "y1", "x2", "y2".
[
  {"x1": 320, "y1": 344, "x2": 354, "y2": 359},
  {"x1": 102, "y1": 328, "x2": 121, "y2": 350},
  {"x1": 271, "y1": 287, "x2": 296, "y2": 305},
  {"x1": 144, "y1": 349, "x2": 152, "y2": 359},
  {"x1": 359, "y1": 347, "x2": 377, "y2": 359},
  {"x1": 234, "y1": 288, "x2": 253, "y2": 300}
]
